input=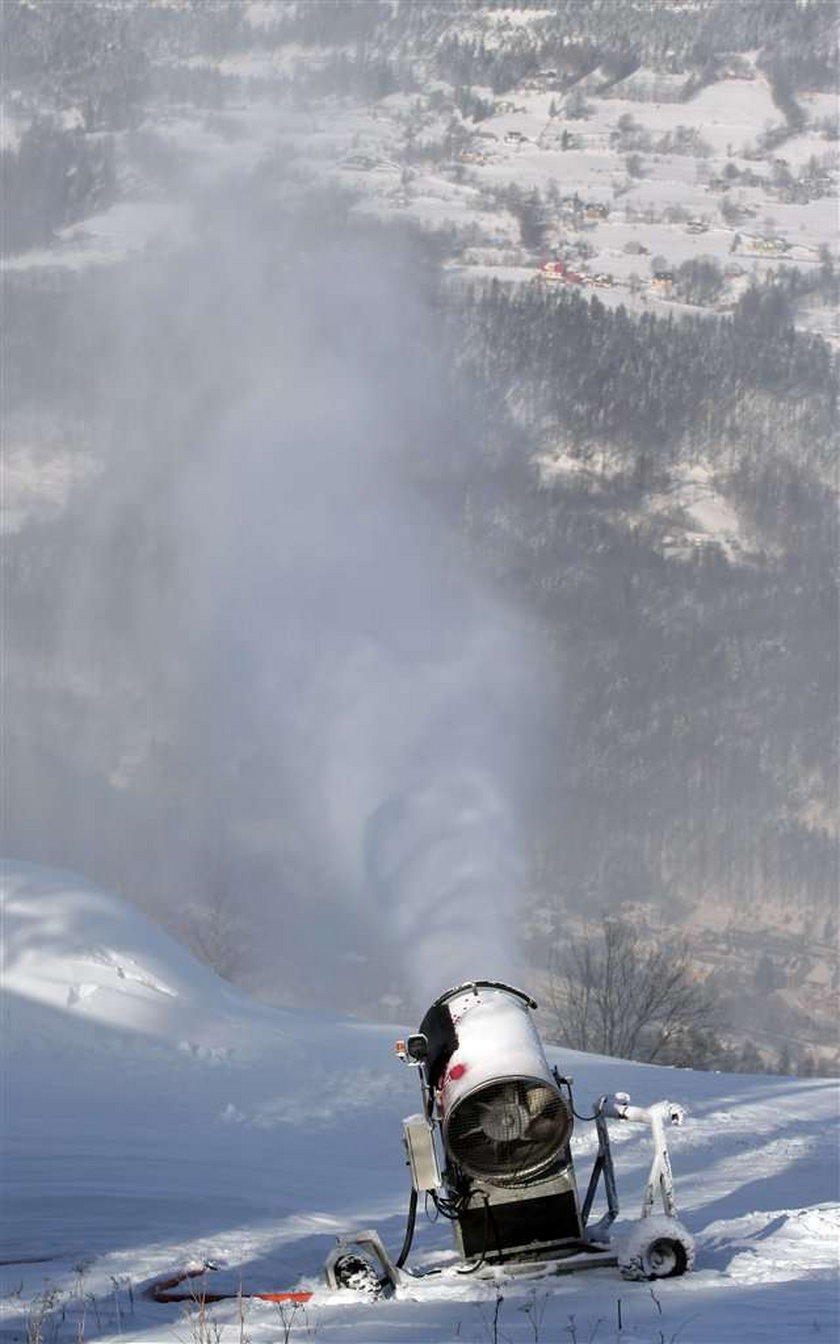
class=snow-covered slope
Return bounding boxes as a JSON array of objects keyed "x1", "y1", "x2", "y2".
[
  {"x1": 3, "y1": 861, "x2": 242, "y2": 1038},
  {"x1": 1, "y1": 863, "x2": 838, "y2": 1343}
]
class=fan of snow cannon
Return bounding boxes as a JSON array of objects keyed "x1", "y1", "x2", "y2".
[{"x1": 445, "y1": 1076, "x2": 572, "y2": 1186}]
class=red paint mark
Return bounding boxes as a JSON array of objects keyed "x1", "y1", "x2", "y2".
[{"x1": 449, "y1": 1063, "x2": 467, "y2": 1081}]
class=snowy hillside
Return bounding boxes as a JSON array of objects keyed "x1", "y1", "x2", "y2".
[
  {"x1": 3, "y1": 0, "x2": 838, "y2": 1076},
  {"x1": 2, "y1": 864, "x2": 838, "y2": 1343}
]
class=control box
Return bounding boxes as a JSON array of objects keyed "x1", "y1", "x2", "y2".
[{"x1": 403, "y1": 1113, "x2": 442, "y2": 1193}]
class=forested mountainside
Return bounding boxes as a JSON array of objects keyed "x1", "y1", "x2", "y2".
[
  {"x1": 3, "y1": 1, "x2": 837, "y2": 1073},
  {"x1": 446, "y1": 280, "x2": 837, "y2": 1026}
]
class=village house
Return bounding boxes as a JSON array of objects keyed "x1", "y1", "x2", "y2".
[
  {"x1": 651, "y1": 270, "x2": 675, "y2": 292},
  {"x1": 538, "y1": 259, "x2": 567, "y2": 280},
  {"x1": 524, "y1": 68, "x2": 561, "y2": 91},
  {"x1": 751, "y1": 235, "x2": 790, "y2": 254},
  {"x1": 537, "y1": 259, "x2": 590, "y2": 286}
]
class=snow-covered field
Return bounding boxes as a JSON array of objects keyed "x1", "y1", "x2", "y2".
[
  {"x1": 2, "y1": 863, "x2": 838, "y2": 1343},
  {"x1": 4, "y1": 55, "x2": 837, "y2": 346}
]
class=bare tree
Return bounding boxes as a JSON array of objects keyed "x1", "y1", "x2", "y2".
[
  {"x1": 544, "y1": 916, "x2": 717, "y2": 1063},
  {"x1": 180, "y1": 848, "x2": 248, "y2": 983},
  {"x1": 565, "y1": 86, "x2": 591, "y2": 120}
]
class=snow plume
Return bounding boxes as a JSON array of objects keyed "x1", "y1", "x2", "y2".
[
  {"x1": 5, "y1": 168, "x2": 545, "y2": 1014},
  {"x1": 317, "y1": 600, "x2": 529, "y2": 1008}
]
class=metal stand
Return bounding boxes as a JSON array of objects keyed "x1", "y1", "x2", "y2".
[{"x1": 579, "y1": 1093, "x2": 685, "y2": 1236}]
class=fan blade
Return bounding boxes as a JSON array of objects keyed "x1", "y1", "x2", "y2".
[{"x1": 456, "y1": 1124, "x2": 487, "y2": 1141}]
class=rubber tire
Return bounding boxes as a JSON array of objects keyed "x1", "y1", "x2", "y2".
[
  {"x1": 332, "y1": 1254, "x2": 382, "y2": 1296},
  {"x1": 619, "y1": 1218, "x2": 694, "y2": 1281}
]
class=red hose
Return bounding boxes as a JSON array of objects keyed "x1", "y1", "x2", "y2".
[{"x1": 147, "y1": 1264, "x2": 313, "y2": 1305}]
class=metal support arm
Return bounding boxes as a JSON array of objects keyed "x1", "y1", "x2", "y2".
[
  {"x1": 581, "y1": 1093, "x2": 684, "y2": 1238},
  {"x1": 581, "y1": 1100, "x2": 620, "y2": 1239},
  {"x1": 602, "y1": 1094, "x2": 684, "y2": 1221}
]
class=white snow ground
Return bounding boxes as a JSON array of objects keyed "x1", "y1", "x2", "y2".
[{"x1": 1, "y1": 863, "x2": 838, "y2": 1343}]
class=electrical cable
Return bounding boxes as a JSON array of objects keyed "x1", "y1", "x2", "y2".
[
  {"x1": 554, "y1": 1068, "x2": 605, "y2": 1123},
  {"x1": 424, "y1": 1190, "x2": 439, "y2": 1223},
  {"x1": 431, "y1": 1189, "x2": 467, "y2": 1222},
  {"x1": 456, "y1": 1195, "x2": 491, "y2": 1275},
  {"x1": 394, "y1": 1186, "x2": 418, "y2": 1269},
  {"x1": 456, "y1": 1193, "x2": 506, "y2": 1275},
  {"x1": 571, "y1": 1096, "x2": 606, "y2": 1123}
]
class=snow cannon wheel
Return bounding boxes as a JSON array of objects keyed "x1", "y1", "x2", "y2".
[
  {"x1": 618, "y1": 1217, "x2": 695, "y2": 1281},
  {"x1": 325, "y1": 1230, "x2": 399, "y2": 1297},
  {"x1": 331, "y1": 1253, "x2": 383, "y2": 1297}
]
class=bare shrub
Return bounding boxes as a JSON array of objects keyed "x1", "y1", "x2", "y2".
[{"x1": 545, "y1": 915, "x2": 717, "y2": 1062}]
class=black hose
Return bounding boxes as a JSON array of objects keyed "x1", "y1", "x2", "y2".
[
  {"x1": 395, "y1": 1186, "x2": 418, "y2": 1269},
  {"x1": 572, "y1": 1096, "x2": 606, "y2": 1123},
  {"x1": 456, "y1": 1194, "x2": 501, "y2": 1275},
  {"x1": 431, "y1": 1190, "x2": 467, "y2": 1221},
  {"x1": 554, "y1": 1068, "x2": 605, "y2": 1123},
  {"x1": 456, "y1": 1204, "x2": 489, "y2": 1274}
]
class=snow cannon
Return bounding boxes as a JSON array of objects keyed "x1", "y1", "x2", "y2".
[
  {"x1": 428, "y1": 983, "x2": 573, "y2": 1190},
  {"x1": 406, "y1": 982, "x2": 580, "y2": 1263},
  {"x1": 326, "y1": 980, "x2": 695, "y2": 1295}
]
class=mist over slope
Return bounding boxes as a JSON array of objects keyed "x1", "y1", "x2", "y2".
[
  {"x1": 4, "y1": 192, "x2": 548, "y2": 1012},
  {"x1": 2, "y1": 0, "x2": 837, "y2": 1065}
]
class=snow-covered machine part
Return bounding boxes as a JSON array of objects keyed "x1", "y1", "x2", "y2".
[
  {"x1": 425, "y1": 982, "x2": 573, "y2": 1187},
  {"x1": 583, "y1": 1093, "x2": 695, "y2": 1277},
  {"x1": 604, "y1": 1095, "x2": 684, "y2": 1220},
  {"x1": 618, "y1": 1214, "x2": 696, "y2": 1281},
  {"x1": 325, "y1": 1230, "x2": 403, "y2": 1296}
]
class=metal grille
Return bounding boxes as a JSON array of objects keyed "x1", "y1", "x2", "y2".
[{"x1": 445, "y1": 1080, "x2": 572, "y2": 1187}]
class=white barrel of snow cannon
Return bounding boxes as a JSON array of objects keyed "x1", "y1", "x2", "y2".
[{"x1": 421, "y1": 981, "x2": 573, "y2": 1188}]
